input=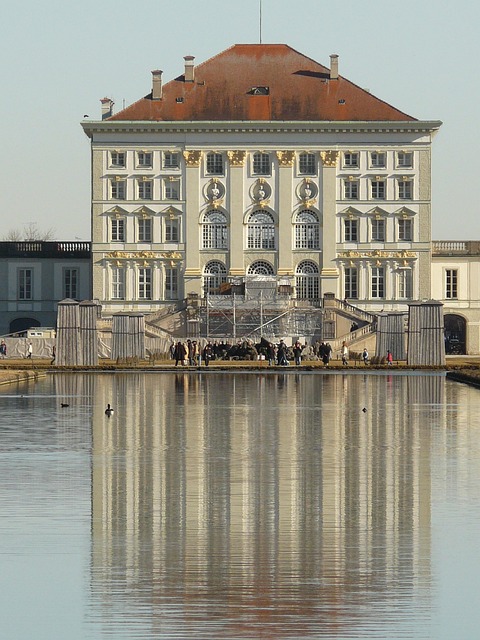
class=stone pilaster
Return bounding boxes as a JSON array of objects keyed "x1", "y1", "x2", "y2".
[
  {"x1": 320, "y1": 151, "x2": 339, "y2": 294},
  {"x1": 276, "y1": 151, "x2": 295, "y2": 275},
  {"x1": 183, "y1": 151, "x2": 202, "y2": 295},
  {"x1": 227, "y1": 150, "x2": 246, "y2": 277}
]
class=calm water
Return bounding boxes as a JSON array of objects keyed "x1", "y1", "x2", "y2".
[{"x1": 1, "y1": 371, "x2": 480, "y2": 639}]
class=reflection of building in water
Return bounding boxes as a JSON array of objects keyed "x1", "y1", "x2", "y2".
[{"x1": 90, "y1": 373, "x2": 437, "y2": 634}]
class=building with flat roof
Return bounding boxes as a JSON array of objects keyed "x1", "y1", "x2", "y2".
[{"x1": 0, "y1": 241, "x2": 91, "y2": 335}]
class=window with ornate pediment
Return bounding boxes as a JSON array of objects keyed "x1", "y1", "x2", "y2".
[
  {"x1": 371, "y1": 218, "x2": 385, "y2": 242},
  {"x1": 202, "y1": 210, "x2": 228, "y2": 249},
  {"x1": 344, "y1": 218, "x2": 358, "y2": 242},
  {"x1": 111, "y1": 218, "x2": 125, "y2": 242},
  {"x1": 247, "y1": 210, "x2": 275, "y2": 250},
  {"x1": 398, "y1": 218, "x2": 413, "y2": 241},
  {"x1": 138, "y1": 218, "x2": 152, "y2": 242}
]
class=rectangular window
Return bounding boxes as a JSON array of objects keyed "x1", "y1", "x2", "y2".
[
  {"x1": 137, "y1": 151, "x2": 152, "y2": 167},
  {"x1": 398, "y1": 218, "x2": 413, "y2": 241},
  {"x1": 138, "y1": 267, "x2": 152, "y2": 299},
  {"x1": 344, "y1": 179, "x2": 359, "y2": 199},
  {"x1": 111, "y1": 218, "x2": 125, "y2": 242},
  {"x1": 138, "y1": 218, "x2": 152, "y2": 242},
  {"x1": 18, "y1": 268, "x2": 33, "y2": 300},
  {"x1": 397, "y1": 152, "x2": 413, "y2": 168},
  {"x1": 164, "y1": 152, "x2": 179, "y2": 169},
  {"x1": 138, "y1": 180, "x2": 153, "y2": 200},
  {"x1": 165, "y1": 218, "x2": 179, "y2": 242},
  {"x1": 398, "y1": 180, "x2": 412, "y2": 200},
  {"x1": 398, "y1": 270, "x2": 413, "y2": 299},
  {"x1": 299, "y1": 153, "x2": 316, "y2": 175},
  {"x1": 371, "y1": 180, "x2": 385, "y2": 199},
  {"x1": 165, "y1": 267, "x2": 178, "y2": 300},
  {"x1": 371, "y1": 266, "x2": 385, "y2": 298},
  {"x1": 64, "y1": 268, "x2": 78, "y2": 299},
  {"x1": 206, "y1": 152, "x2": 224, "y2": 175},
  {"x1": 110, "y1": 151, "x2": 125, "y2": 167},
  {"x1": 344, "y1": 219, "x2": 358, "y2": 242},
  {"x1": 164, "y1": 178, "x2": 180, "y2": 200},
  {"x1": 446, "y1": 269, "x2": 458, "y2": 299},
  {"x1": 371, "y1": 219, "x2": 385, "y2": 241},
  {"x1": 111, "y1": 267, "x2": 125, "y2": 300},
  {"x1": 344, "y1": 267, "x2": 358, "y2": 299},
  {"x1": 110, "y1": 179, "x2": 126, "y2": 200},
  {"x1": 370, "y1": 152, "x2": 386, "y2": 168},
  {"x1": 343, "y1": 152, "x2": 359, "y2": 168},
  {"x1": 252, "y1": 152, "x2": 271, "y2": 175}
]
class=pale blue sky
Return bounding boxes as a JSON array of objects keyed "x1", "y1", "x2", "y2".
[{"x1": 2, "y1": 0, "x2": 478, "y2": 240}]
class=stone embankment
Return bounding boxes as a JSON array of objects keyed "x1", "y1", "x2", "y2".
[{"x1": 0, "y1": 370, "x2": 46, "y2": 386}]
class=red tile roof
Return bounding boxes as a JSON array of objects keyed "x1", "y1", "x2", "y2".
[{"x1": 108, "y1": 44, "x2": 416, "y2": 122}]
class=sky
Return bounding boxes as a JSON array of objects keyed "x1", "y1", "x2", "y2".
[{"x1": 1, "y1": 0, "x2": 478, "y2": 241}]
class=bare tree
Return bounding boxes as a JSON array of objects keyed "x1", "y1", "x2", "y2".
[{"x1": 3, "y1": 223, "x2": 56, "y2": 242}]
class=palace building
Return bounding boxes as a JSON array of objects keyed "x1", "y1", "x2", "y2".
[{"x1": 81, "y1": 44, "x2": 442, "y2": 340}]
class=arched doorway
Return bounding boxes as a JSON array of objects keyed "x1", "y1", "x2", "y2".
[
  {"x1": 444, "y1": 314, "x2": 467, "y2": 354},
  {"x1": 9, "y1": 318, "x2": 40, "y2": 335}
]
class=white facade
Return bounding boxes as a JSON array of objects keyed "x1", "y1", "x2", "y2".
[{"x1": 82, "y1": 123, "x2": 440, "y2": 317}]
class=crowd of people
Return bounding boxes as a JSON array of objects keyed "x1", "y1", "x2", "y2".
[{"x1": 168, "y1": 338, "x2": 395, "y2": 368}]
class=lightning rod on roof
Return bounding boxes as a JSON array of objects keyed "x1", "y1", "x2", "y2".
[{"x1": 259, "y1": 0, "x2": 262, "y2": 44}]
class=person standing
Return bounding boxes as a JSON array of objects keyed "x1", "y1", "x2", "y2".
[
  {"x1": 341, "y1": 341, "x2": 349, "y2": 366},
  {"x1": 26, "y1": 342, "x2": 33, "y2": 359},
  {"x1": 277, "y1": 340, "x2": 288, "y2": 366},
  {"x1": 362, "y1": 348, "x2": 369, "y2": 365},
  {"x1": 173, "y1": 341, "x2": 186, "y2": 367},
  {"x1": 293, "y1": 341, "x2": 302, "y2": 366},
  {"x1": 387, "y1": 350, "x2": 393, "y2": 365},
  {"x1": 267, "y1": 342, "x2": 276, "y2": 367},
  {"x1": 203, "y1": 342, "x2": 213, "y2": 366},
  {"x1": 0, "y1": 340, "x2": 6, "y2": 359}
]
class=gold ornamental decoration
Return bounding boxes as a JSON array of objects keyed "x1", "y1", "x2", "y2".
[
  {"x1": 183, "y1": 150, "x2": 202, "y2": 167},
  {"x1": 320, "y1": 150, "x2": 339, "y2": 167},
  {"x1": 227, "y1": 150, "x2": 247, "y2": 166},
  {"x1": 339, "y1": 250, "x2": 416, "y2": 259},
  {"x1": 107, "y1": 251, "x2": 158, "y2": 259},
  {"x1": 276, "y1": 150, "x2": 295, "y2": 167}
]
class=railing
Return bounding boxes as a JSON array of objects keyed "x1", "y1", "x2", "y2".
[
  {"x1": 326, "y1": 297, "x2": 377, "y2": 324},
  {"x1": 328, "y1": 322, "x2": 378, "y2": 353},
  {"x1": 432, "y1": 241, "x2": 468, "y2": 253},
  {"x1": 0, "y1": 241, "x2": 91, "y2": 258}
]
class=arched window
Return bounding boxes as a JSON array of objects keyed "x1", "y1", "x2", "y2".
[
  {"x1": 202, "y1": 210, "x2": 228, "y2": 249},
  {"x1": 247, "y1": 210, "x2": 275, "y2": 250},
  {"x1": 294, "y1": 209, "x2": 320, "y2": 249},
  {"x1": 247, "y1": 260, "x2": 274, "y2": 276},
  {"x1": 296, "y1": 261, "x2": 319, "y2": 300},
  {"x1": 203, "y1": 261, "x2": 227, "y2": 294}
]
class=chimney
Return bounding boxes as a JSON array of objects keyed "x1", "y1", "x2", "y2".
[
  {"x1": 100, "y1": 97, "x2": 114, "y2": 120},
  {"x1": 184, "y1": 55, "x2": 195, "y2": 82},
  {"x1": 330, "y1": 54, "x2": 339, "y2": 80},
  {"x1": 151, "y1": 69, "x2": 163, "y2": 100}
]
